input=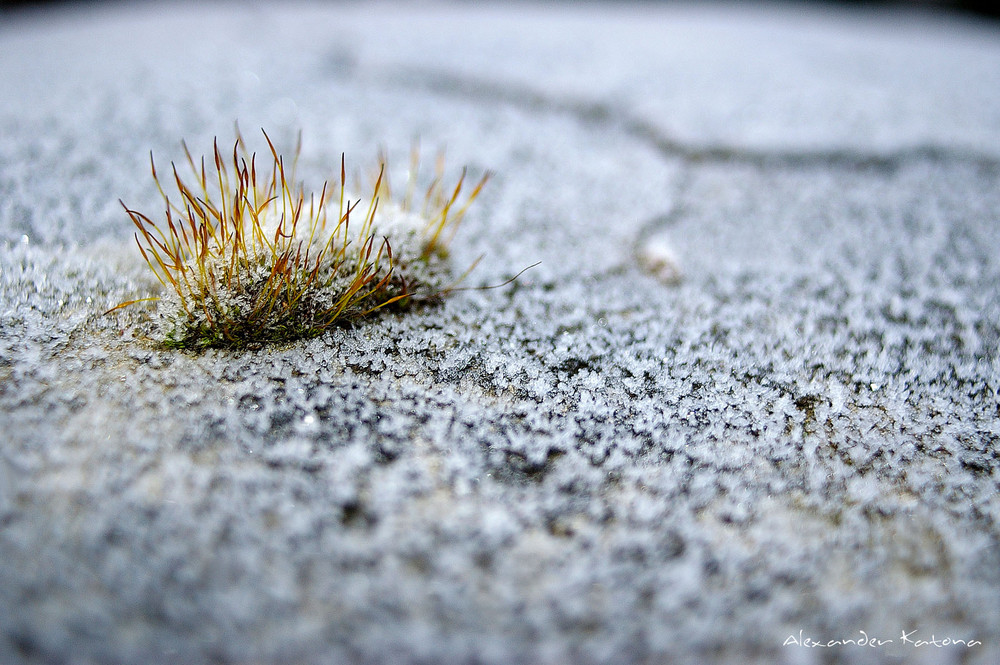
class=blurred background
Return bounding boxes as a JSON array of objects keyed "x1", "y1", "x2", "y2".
[{"x1": 1, "y1": 0, "x2": 999, "y2": 20}]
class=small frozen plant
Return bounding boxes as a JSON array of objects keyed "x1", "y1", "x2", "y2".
[{"x1": 113, "y1": 130, "x2": 490, "y2": 350}]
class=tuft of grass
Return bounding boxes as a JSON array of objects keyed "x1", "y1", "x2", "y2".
[{"x1": 113, "y1": 130, "x2": 490, "y2": 350}]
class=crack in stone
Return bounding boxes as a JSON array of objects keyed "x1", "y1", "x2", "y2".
[
  {"x1": 374, "y1": 63, "x2": 1000, "y2": 285},
  {"x1": 381, "y1": 66, "x2": 1000, "y2": 174}
]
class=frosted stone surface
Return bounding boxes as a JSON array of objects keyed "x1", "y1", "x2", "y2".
[{"x1": 1, "y1": 3, "x2": 998, "y2": 664}]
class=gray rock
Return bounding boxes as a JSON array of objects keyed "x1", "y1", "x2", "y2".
[{"x1": 1, "y1": 3, "x2": 998, "y2": 664}]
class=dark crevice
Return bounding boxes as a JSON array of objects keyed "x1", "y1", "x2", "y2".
[
  {"x1": 629, "y1": 167, "x2": 696, "y2": 271},
  {"x1": 381, "y1": 67, "x2": 1000, "y2": 174},
  {"x1": 378, "y1": 64, "x2": 1000, "y2": 286},
  {"x1": 489, "y1": 449, "x2": 565, "y2": 485}
]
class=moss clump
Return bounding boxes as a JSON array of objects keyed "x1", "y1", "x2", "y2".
[{"x1": 116, "y1": 130, "x2": 488, "y2": 350}]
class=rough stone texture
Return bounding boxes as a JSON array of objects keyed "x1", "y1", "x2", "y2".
[{"x1": 1, "y1": 3, "x2": 999, "y2": 664}]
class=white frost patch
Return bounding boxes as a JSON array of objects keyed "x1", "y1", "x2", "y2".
[{"x1": 637, "y1": 235, "x2": 682, "y2": 284}]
